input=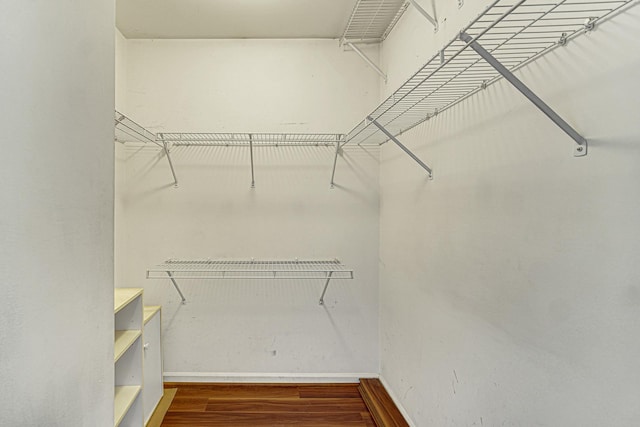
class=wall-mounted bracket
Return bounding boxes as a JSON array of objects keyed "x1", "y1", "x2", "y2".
[
  {"x1": 166, "y1": 271, "x2": 187, "y2": 304},
  {"x1": 368, "y1": 116, "x2": 433, "y2": 179},
  {"x1": 584, "y1": 17, "x2": 597, "y2": 32},
  {"x1": 558, "y1": 32, "x2": 568, "y2": 46},
  {"x1": 460, "y1": 32, "x2": 587, "y2": 157},
  {"x1": 158, "y1": 133, "x2": 180, "y2": 186},
  {"x1": 319, "y1": 271, "x2": 334, "y2": 306},
  {"x1": 346, "y1": 42, "x2": 388, "y2": 83},
  {"x1": 408, "y1": 0, "x2": 438, "y2": 32},
  {"x1": 330, "y1": 135, "x2": 343, "y2": 189},
  {"x1": 249, "y1": 133, "x2": 256, "y2": 188}
]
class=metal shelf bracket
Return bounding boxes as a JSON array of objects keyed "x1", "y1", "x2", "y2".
[
  {"x1": 346, "y1": 42, "x2": 388, "y2": 83},
  {"x1": 167, "y1": 271, "x2": 187, "y2": 304},
  {"x1": 158, "y1": 133, "x2": 180, "y2": 186},
  {"x1": 319, "y1": 271, "x2": 334, "y2": 305},
  {"x1": 459, "y1": 32, "x2": 587, "y2": 157},
  {"x1": 330, "y1": 135, "x2": 343, "y2": 189},
  {"x1": 249, "y1": 133, "x2": 256, "y2": 188},
  {"x1": 368, "y1": 116, "x2": 433, "y2": 178},
  {"x1": 408, "y1": 0, "x2": 438, "y2": 32}
]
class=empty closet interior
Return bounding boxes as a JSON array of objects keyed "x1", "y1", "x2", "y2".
[
  {"x1": 4, "y1": 0, "x2": 638, "y2": 425},
  {"x1": 114, "y1": 0, "x2": 640, "y2": 425}
]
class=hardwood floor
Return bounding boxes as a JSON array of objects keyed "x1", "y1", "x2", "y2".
[{"x1": 161, "y1": 382, "x2": 377, "y2": 427}]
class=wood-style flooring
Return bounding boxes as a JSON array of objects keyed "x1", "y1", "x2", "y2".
[{"x1": 160, "y1": 382, "x2": 376, "y2": 427}]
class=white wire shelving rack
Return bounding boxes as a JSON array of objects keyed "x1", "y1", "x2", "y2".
[
  {"x1": 115, "y1": 111, "x2": 159, "y2": 147},
  {"x1": 339, "y1": 0, "x2": 635, "y2": 179},
  {"x1": 341, "y1": 0, "x2": 409, "y2": 44},
  {"x1": 114, "y1": 113, "x2": 350, "y2": 188},
  {"x1": 114, "y1": 1, "x2": 636, "y2": 187},
  {"x1": 115, "y1": 111, "x2": 179, "y2": 186},
  {"x1": 157, "y1": 132, "x2": 347, "y2": 188},
  {"x1": 340, "y1": 0, "x2": 413, "y2": 82},
  {"x1": 158, "y1": 132, "x2": 343, "y2": 147},
  {"x1": 147, "y1": 259, "x2": 354, "y2": 305}
]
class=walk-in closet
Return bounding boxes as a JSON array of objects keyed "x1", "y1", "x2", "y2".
[{"x1": 3, "y1": 0, "x2": 640, "y2": 426}]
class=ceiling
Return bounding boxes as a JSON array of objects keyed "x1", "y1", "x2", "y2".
[{"x1": 116, "y1": 0, "x2": 359, "y2": 39}]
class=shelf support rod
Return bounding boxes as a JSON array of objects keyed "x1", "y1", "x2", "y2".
[
  {"x1": 346, "y1": 42, "x2": 387, "y2": 83},
  {"x1": 319, "y1": 271, "x2": 334, "y2": 306},
  {"x1": 159, "y1": 134, "x2": 180, "y2": 186},
  {"x1": 460, "y1": 32, "x2": 587, "y2": 157},
  {"x1": 368, "y1": 116, "x2": 433, "y2": 178},
  {"x1": 408, "y1": 0, "x2": 438, "y2": 31},
  {"x1": 249, "y1": 133, "x2": 255, "y2": 188},
  {"x1": 166, "y1": 271, "x2": 186, "y2": 304},
  {"x1": 330, "y1": 134, "x2": 342, "y2": 189}
]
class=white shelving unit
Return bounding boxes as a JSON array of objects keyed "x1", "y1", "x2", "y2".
[
  {"x1": 114, "y1": 1, "x2": 636, "y2": 187},
  {"x1": 114, "y1": 288, "x2": 144, "y2": 427},
  {"x1": 115, "y1": 330, "x2": 142, "y2": 362},
  {"x1": 115, "y1": 111, "x2": 178, "y2": 187},
  {"x1": 142, "y1": 306, "x2": 163, "y2": 425},
  {"x1": 147, "y1": 259, "x2": 354, "y2": 305},
  {"x1": 341, "y1": 0, "x2": 633, "y2": 176},
  {"x1": 159, "y1": 132, "x2": 343, "y2": 147},
  {"x1": 114, "y1": 111, "x2": 159, "y2": 146},
  {"x1": 341, "y1": 0, "x2": 409, "y2": 44}
]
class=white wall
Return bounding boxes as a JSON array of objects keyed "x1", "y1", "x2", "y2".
[
  {"x1": 117, "y1": 39, "x2": 381, "y2": 379},
  {"x1": 116, "y1": 29, "x2": 128, "y2": 111},
  {"x1": 378, "y1": 2, "x2": 640, "y2": 426},
  {"x1": 124, "y1": 39, "x2": 381, "y2": 133},
  {"x1": 0, "y1": 1, "x2": 115, "y2": 426},
  {"x1": 116, "y1": 29, "x2": 128, "y2": 287}
]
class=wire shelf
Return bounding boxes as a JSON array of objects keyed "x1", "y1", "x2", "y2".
[
  {"x1": 148, "y1": 259, "x2": 354, "y2": 304},
  {"x1": 114, "y1": 111, "x2": 159, "y2": 146},
  {"x1": 158, "y1": 133, "x2": 345, "y2": 147},
  {"x1": 341, "y1": 0, "x2": 409, "y2": 43},
  {"x1": 345, "y1": 0, "x2": 634, "y2": 146},
  {"x1": 147, "y1": 259, "x2": 354, "y2": 280}
]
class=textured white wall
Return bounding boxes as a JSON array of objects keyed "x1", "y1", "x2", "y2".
[
  {"x1": 116, "y1": 29, "x2": 128, "y2": 287},
  {"x1": 125, "y1": 39, "x2": 380, "y2": 133},
  {"x1": 379, "y1": 2, "x2": 640, "y2": 426},
  {"x1": 0, "y1": 1, "x2": 115, "y2": 425},
  {"x1": 117, "y1": 39, "x2": 381, "y2": 379}
]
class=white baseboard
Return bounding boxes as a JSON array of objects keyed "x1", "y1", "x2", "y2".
[
  {"x1": 163, "y1": 372, "x2": 379, "y2": 383},
  {"x1": 379, "y1": 375, "x2": 417, "y2": 427}
]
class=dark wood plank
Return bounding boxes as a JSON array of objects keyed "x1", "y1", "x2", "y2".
[
  {"x1": 205, "y1": 398, "x2": 367, "y2": 413},
  {"x1": 166, "y1": 397, "x2": 209, "y2": 412},
  {"x1": 361, "y1": 412, "x2": 376, "y2": 427},
  {"x1": 161, "y1": 411, "x2": 367, "y2": 426},
  {"x1": 159, "y1": 382, "x2": 375, "y2": 427},
  {"x1": 167, "y1": 383, "x2": 300, "y2": 400},
  {"x1": 359, "y1": 379, "x2": 409, "y2": 427},
  {"x1": 299, "y1": 384, "x2": 362, "y2": 399}
]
